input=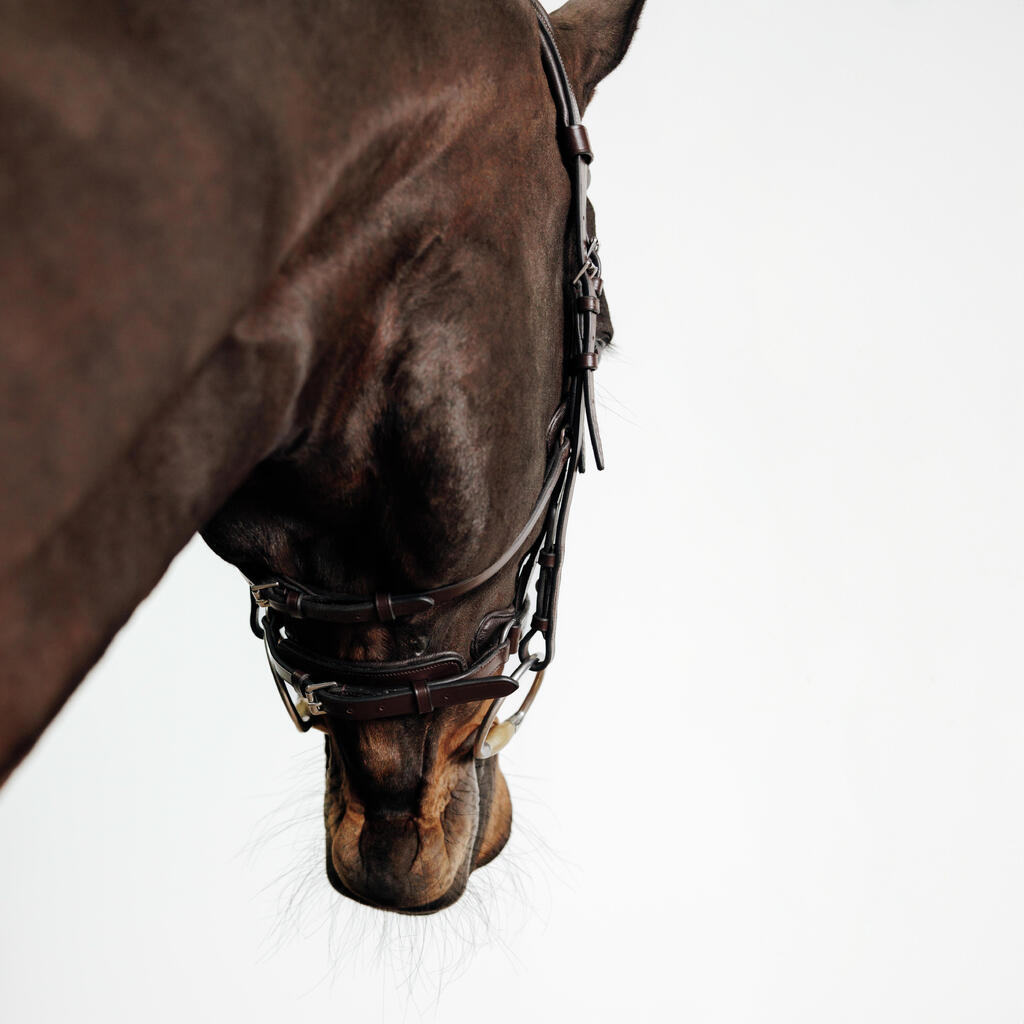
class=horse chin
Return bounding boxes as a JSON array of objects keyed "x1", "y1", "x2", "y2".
[{"x1": 322, "y1": 755, "x2": 512, "y2": 914}]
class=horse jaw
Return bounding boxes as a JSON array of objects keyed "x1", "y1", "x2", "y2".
[{"x1": 320, "y1": 715, "x2": 512, "y2": 913}]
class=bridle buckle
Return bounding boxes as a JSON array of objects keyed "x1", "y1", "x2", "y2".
[
  {"x1": 299, "y1": 681, "x2": 334, "y2": 718},
  {"x1": 249, "y1": 581, "x2": 277, "y2": 608},
  {"x1": 572, "y1": 237, "x2": 601, "y2": 288},
  {"x1": 265, "y1": 635, "x2": 335, "y2": 732}
]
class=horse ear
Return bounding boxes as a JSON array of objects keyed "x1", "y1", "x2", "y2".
[{"x1": 548, "y1": 0, "x2": 646, "y2": 109}]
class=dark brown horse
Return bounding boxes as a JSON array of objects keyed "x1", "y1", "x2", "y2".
[{"x1": 0, "y1": 0, "x2": 643, "y2": 912}]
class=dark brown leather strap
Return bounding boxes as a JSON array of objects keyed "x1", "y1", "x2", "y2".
[
  {"x1": 255, "y1": 438, "x2": 569, "y2": 624},
  {"x1": 530, "y1": 0, "x2": 581, "y2": 124},
  {"x1": 264, "y1": 625, "x2": 517, "y2": 722},
  {"x1": 545, "y1": 401, "x2": 568, "y2": 452}
]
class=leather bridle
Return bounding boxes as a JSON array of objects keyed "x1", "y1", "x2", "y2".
[{"x1": 247, "y1": 1, "x2": 607, "y2": 760}]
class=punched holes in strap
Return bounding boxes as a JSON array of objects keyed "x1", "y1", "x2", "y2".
[{"x1": 560, "y1": 124, "x2": 593, "y2": 164}]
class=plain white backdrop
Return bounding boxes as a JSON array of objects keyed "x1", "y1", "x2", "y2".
[{"x1": 3, "y1": 1, "x2": 1023, "y2": 1020}]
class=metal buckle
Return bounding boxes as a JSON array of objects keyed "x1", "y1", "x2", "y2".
[
  {"x1": 572, "y1": 237, "x2": 601, "y2": 286},
  {"x1": 249, "y1": 581, "x2": 278, "y2": 608},
  {"x1": 262, "y1": 614, "x2": 335, "y2": 732},
  {"x1": 300, "y1": 682, "x2": 334, "y2": 717},
  {"x1": 270, "y1": 664, "x2": 313, "y2": 733},
  {"x1": 474, "y1": 654, "x2": 545, "y2": 760},
  {"x1": 271, "y1": 670, "x2": 336, "y2": 732}
]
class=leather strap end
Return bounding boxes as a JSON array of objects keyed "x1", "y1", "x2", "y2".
[{"x1": 583, "y1": 371, "x2": 606, "y2": 471}]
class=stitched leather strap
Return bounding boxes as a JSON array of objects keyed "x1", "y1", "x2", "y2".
[
  {"x1": 254, "y1": 439, "x2": 570, "y2": 624},
  {"x1": 264, "y1": 624, "x2": 517, "y2": 721}
]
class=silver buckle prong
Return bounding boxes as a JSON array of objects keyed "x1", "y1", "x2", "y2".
[{"x1": 301, "y1": 681, "x2": 334, "y2": 717}]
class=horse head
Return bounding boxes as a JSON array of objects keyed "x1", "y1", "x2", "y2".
[{"x1": 202, "y1": 0, "x2": 643, "y2": 913}]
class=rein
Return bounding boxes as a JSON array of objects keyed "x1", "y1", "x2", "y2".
[{"x1": 247, "y1": 1, "x2": 606, "y2": 760}]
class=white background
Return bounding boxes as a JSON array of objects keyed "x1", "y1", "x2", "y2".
[{"x1": 3, "y1": 1, "x2": 1024, "y2": 1020}]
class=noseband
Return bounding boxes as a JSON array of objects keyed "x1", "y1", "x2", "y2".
[{"x1": 247, "y1": 2, "x2": 606, "y2": 760}]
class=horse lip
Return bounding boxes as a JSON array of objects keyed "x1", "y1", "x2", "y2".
[{"x1": 324, "y1": 851, "x2": 466, "y2": 915}]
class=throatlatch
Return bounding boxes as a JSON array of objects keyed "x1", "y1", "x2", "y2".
[{"x1": 246, "y1": 0, "x2": 607, "y2": 760}]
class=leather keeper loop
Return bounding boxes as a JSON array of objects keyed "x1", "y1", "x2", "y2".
[
  {"x1": 575, "y1": 294, "x2": 601, "y2": 314},
  {"x1": 539, "y1": 550, "x2": 557, "y2": 568},
  {"x1": 411, "y1": 679, "x2": 434, "y2": 715},
  {"x1": 560, "y1": 124, "x2": 593, "y2": 163},
  {"x1": 374, "y1": 592, "x2": 396, "y2": 623},
  {"x1": 285, "y1": 590, "x2": 302, "y2": 615},
  {"x1": 570, "y1": 352, "x2": 600, "y2": 373},
  {"x1": 531, "y1": 614, "x2": 550, "y2": 632}
]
